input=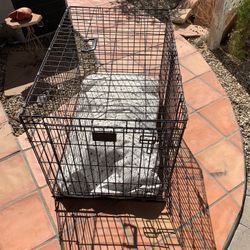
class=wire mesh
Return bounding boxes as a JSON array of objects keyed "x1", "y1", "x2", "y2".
[
  {"x1": 56, "y1": 199, "x2": 181, "y2": 250},
  {"x1": 21, "y1": 6, "x2": 187, "y2": 200},
  {"x1": 169, "y1": 141, "x2": 216, "y2": 249}
]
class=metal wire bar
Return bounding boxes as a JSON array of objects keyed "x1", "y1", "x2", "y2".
[{"x1": 21, "y1": 6, "x2": 187, "y2": 201}]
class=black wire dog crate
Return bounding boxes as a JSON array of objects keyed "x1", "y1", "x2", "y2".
[{"x1": 21, "y1": 6, "x2": 187, "y2": 200}]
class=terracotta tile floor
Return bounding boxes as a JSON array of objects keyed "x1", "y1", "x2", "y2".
[
  {"x1": 199, "y1": 98, "x2": 239, "y2": 136},
  {"x1": 175, "y1": 36, "x2": 197, "y2": 58},
  {"x1": 199, "y1": 71, "x2": 226, "y2": 96},
  {"x1": 0, "y1": 154, "x2": 36, "y2": 206},
  {"x1": 0, "y1": 1, "x2": 245, "y2": 249},
  {"x1": 0, "y1": 193, "x2": 55, "y2": 250},
  {"x1": 196, "y1": 140, "x2": 245, "y2": 191},
  {"x1": 24, "y1": 149, "x2": 47, "y2": 188},
  {"x1": 179, "y1": 65, "x2": 195, "y2": 83},
  {"x1": 209, "y1": 195, "x2": 240, "y2": 250},
  {"x1": 41, "y1": 186, "x2": 57, "y2": 225},
  {"x1": 228, "y1": 131, "x2": 244, "y2": 151},
  {"x1": 230, "y1": 183, "x2": 245, "y2": 208},
  {"x1": 17, "y1": 132, "x2": 32, "y2": 150},
  {"x1": 183, "y1": 77, "x2": 222, "y2": 110},
  {"x1": 202, "y1": 170, "x2": 227, "y2": 206},
  {"x1": 0, "y1": 122, "x2": 20, "y2": 160},
  {"x1": 183, "y1": 113, "x2": 223, "y2": 154},
  {"x1": 180, "y1": 52, "x2": 211, "y2": 76}
]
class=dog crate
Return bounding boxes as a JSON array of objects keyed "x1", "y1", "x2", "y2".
[{"x1": 21, "y1": 6, "x2": 187, "y2": 200}]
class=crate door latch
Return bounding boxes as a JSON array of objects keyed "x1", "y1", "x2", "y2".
[
  {"x1": 81, "y1": 38, "x2": 98, "y2": 52},
  {"x1": 139, "y1": 134, "x2": 157, "y2": 154},
  {"x1": 92, "y1": 132, "x2": 117, "y2": 142}
]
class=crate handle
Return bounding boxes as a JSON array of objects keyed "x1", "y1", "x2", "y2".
[
  {"x1": 92, "y1": 132, "x2": 117, "y2": 142},
  {"x1": 81, "y1": 38, "x2": 97, "y2": 52}
]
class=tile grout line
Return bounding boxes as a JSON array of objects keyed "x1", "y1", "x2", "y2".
[
  {"x1": 181, "y1": 70, "x2": 228, "y2": 111},
  {"x1": 173, "y1": 181, "x2": 246, "y2": 247},
  {"x1": 180, "y1": 64, "x2": 212, "y2": 78},
  {"x1": 32, "y1": 235, "x2": 60, "y2": 250},
  {"x1": 185, "y1": 95, "x2": 225, "y2": 119},
  {"x1": 197, "y1": 102, "x2": 240, "y2": 136},
  {"x1": 227, "y1": 130, "x2": 245, "y2": 151},
  {"x1": 0, "y1": 152, "x2": 48, "y2": 211},
  {"x1": 191, "y1": 132, "x2": 225, "y2": 156},
  {"x1": 208, "y1": 181, "x2": 245, "y2": 211},
  {"x1": 192, "y1": 103, "x2": 227, "y2": 133},
  {"x1": 0, "y1": 114, "x2": 21, "y2": 162},
  {"x1": 0, "y1": 149, "x2": 21, "y2": 163},
  {"x1": 184, "y1": 102, "x2": 233, "y2": 157},
  {"x1": 177, "y1": 49, "x2": 197, "y2": 60},
  {"x1": 180, "y1": 63, "x2": 211, "y2": 82},
  {"x1": 182, "y1": 57, "x2": 244, "y2": 155},
  {"x1": 0, "y1": 189, "x2": 39, "y2": 212},
  {"x1": 193, "y1": 127, "x2": 243, "y2": 158},
  {"x1": 180, "y1": 70, "x2": 197, "y2": 84},
  {"x1": 196, "y1": 73, "x2": 227, "y2": 96},
  {"x1": 193, "y1": 136, "x2": 246, "y2": 194},
  {"x1": 171, "y1": 200, "x2": 215, "y2": 249},
  {"x1": 21, "y1": 148, "x2": 58, "y2": 234},
  {"x1": 174, "y1": 175, "x2": 245, "y2": 228},
  {"x1": 198, "y1": 112, "x2": 241, "y2": 146},
  {"x1": 197, "y1": 157, "x2": 245, "y2": 203}
]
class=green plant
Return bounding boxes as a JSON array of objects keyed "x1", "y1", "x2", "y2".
[{"x1": 228, "y1": 0, "x2": 250, "y2": 59}]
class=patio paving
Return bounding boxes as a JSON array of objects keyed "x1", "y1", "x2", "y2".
[{"x1": 0, "y1": 1, "x2": 246, "y2": 249}]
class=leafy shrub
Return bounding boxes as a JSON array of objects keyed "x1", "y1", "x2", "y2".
[{"x1": 228, "y1": 0, "x2": 250, "y2": 59}]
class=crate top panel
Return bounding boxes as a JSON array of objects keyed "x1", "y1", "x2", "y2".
[{"x1": 22, "y1": 7, "x2": 186, "y2": 124}]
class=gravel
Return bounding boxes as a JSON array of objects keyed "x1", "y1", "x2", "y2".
[
  {"x1": 191, "y1": 39, "x2": 250, "y2": 180},
  {"x1": 0, "y1": 33, "x2": 98, "y2": 136}
]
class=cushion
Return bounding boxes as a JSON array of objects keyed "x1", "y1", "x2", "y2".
[{"x1": 9, "y1": 7, "x2": 32, "y2": 21}]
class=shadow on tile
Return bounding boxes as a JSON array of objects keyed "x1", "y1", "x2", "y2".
[{"x1": 54, "y1": 140, "x2": 216, "y2": 249}]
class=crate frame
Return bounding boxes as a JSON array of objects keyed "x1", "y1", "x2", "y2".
[{"x1": 21, "y1": 6, "x2": 187, "y2": 201}]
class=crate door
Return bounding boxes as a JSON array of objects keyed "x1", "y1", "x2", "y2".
[{"x1": 44, "y1": 123, "x2": 162, "y2": 199}]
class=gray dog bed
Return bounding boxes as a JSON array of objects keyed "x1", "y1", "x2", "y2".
[{"x1": 58, "y1": 73, "x2": 162, "y2": 197}]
